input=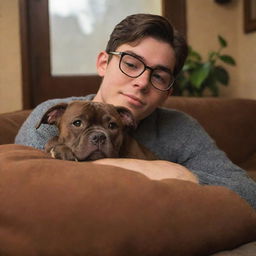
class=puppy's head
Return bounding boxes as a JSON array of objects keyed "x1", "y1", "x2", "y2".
[{"x1": 36, "y1": 101, "x2": 137, "y2": 161}]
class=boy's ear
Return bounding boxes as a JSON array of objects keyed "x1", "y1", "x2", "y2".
[
  {"x1": 96, "y1": 51, "x2": 109, "y2": 77},
  {"x1": 168, "y1": 87, "x2": 173, "y2": 96}
]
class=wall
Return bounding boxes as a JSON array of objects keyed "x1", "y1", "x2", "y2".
[
  {"x1": 187, "y1": 0, "x2": 256, "y2": 99},
  {"x1": 1, "y1": 1, "x2": 256, "y2": 114},
  {"x1": 238, "y1": 4, "x2": 256, "y2": 99},
  {"x1": 0, "y1": 0, "x2": 22, "y2": 113}
]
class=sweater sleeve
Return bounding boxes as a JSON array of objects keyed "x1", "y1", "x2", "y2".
[
  {"x1": 15, "y1": 96, "x2": 91, "y2": 150},
  {"x1": 133, "y1": 108, "x2": 256, "y2": 209},
  {"x1": 175, "y1": 113, "x2": 256, "y2": 209}
]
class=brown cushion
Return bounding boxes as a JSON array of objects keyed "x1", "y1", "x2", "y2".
[
  {"x1": 0, "y1": 144, "x2": 255, "y2": 256},
  {"x1": 0, "y1": 110, "x2": 31, "y2": 144}
]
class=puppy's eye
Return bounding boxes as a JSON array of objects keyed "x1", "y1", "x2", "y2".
[
  {"x1": 108, "y1": 122, "x2": 118, "y2": 129},
  {"x1": 72, "y1": 120, "x2": 82, "y2": 127}
]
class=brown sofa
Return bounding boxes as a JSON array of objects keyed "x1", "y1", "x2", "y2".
[{"x1": 0, "y1": 96, "x2": 255, "y2": 256}]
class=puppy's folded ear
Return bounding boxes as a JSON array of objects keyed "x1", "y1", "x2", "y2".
[
  {"x1": 115, "y1": 106, "x2": 137, "y2": 130},
  {"x1": 35, "y1": 103, "x2": 68, "y2": 129}
]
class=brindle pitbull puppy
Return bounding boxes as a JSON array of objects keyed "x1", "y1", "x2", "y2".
[{"x1": 36, "y1": 101, "x2": 157, "y2": 161}]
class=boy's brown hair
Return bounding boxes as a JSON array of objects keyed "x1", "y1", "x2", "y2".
[{"x1": 106, "y1": 13, "x2": 188, "y2": 77}]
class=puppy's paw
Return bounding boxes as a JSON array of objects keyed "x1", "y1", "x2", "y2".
[{"x1": 50, "y1": 144, "x2": 78, "y2": 161}]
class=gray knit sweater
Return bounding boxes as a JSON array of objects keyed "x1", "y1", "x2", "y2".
[{"x1": 15, "y1": 95, "x2": 256, "y2": 209}]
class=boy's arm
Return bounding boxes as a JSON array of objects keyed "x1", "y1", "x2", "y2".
[
  {"x1": 176, "y1": 116, "x2": 256, "y2": 209},
  {"x1": 94, "y1": 158, "x2": 199, "y2": 183},
  {"x1": 132, "y1": 108, "x2": 256, "y2": 209}
]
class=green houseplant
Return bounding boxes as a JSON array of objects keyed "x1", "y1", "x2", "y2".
[{"x1": 176, "y1": 35, "x2": 236, "y2": 97}]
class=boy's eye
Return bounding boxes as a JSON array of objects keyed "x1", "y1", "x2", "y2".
[
  {"x1": 72, "y1": 120, "x2": 82, "y2": 127},
  {"x1": 108, "y1": 122, "x2": 118, "y2": 129},
  {"x1": 152, "y1": 72, "x2": 165, "y2": 83},
  {"x1": 124, "y1": 61, "x2": 137, "y2": 69}
]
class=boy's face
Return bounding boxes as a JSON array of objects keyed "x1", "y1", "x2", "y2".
[{"x1": 94, "y1": 37, "x2": 176, "y2": 121}]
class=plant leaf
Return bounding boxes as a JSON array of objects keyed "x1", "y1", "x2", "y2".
[
  {"x1": 208, "y1": 51, "x2": 219, "y2": 62},
  {"x1": 218, "y1": 35, "x2": 227, "y2": 47},
  {"x1": 214, "y1": 66, "x2": 229, "y2": 85},
  {"x1": 182, "y1": 64, "x2": 191, "y2": 71},
  {"x1": 188, "y1": 46, "x2": 202, "y2": 61},
  {"x1": 190, "y1": 62, "x2": 212, "y2": 89},
  {"x1": 190, "y1": 51, "x2": 202, "y2": 61},
  {"x1": 182, "y1": 61, "x2": 200, "y2": 71},
  {"x1": 219, "y1": 55, "x2": 236, "y2": 65},
  {"x1": 177, "y1": 35, "x2": 235, "y2": 97}
]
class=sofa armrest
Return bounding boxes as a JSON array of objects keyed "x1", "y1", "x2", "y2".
[{"x1": 0, "y1": 110, "x2": 31, "y2": 144}]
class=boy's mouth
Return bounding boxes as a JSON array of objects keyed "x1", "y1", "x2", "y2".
[{"x1": 121, "y1": 93, "x2": 146, "y2": 107}]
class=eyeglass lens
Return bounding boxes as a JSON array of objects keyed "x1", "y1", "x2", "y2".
[{"x1": 120, "y1": 54, "x2": 173, "y2": 91}]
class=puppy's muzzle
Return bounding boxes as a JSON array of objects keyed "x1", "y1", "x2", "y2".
[{"x1": 89, "y1": 132, "x2": 107, "y2": 146}]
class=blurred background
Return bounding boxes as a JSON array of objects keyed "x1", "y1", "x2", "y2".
[{"x1": 1, "y1": 0, "x2": 256, "y2": 113}]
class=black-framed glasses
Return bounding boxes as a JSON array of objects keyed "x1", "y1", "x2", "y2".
[{"x1": 108, "y1": 51, "x2": 175, "y2": 91}]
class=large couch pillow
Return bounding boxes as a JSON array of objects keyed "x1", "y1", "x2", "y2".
[{"x1": 0, "y1": 144, "x2": 255, "y2": 256}]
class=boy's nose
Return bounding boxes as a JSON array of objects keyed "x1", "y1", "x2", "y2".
[{"x1": 133, "y1": 69, "x2": 151, "y2": 91}]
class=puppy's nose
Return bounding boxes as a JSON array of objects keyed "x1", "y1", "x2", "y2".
[{"x1": 90, "y1": 133, "x2": 106, "y2": 145}]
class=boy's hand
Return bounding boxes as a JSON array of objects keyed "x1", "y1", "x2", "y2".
[{"x1": 93, "y1": 158, "x2": 198, "y2": 183}]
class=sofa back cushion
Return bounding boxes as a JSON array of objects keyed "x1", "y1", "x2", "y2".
[
  {"x1": 1, "y1": 97, "x2": 256, "y2": 166},
  {"x1": 0, "y1": 110, "x2": 31, "y2": 145},
  {"x1": 162, "y1": 97, "x2": 256, "y2": 165}
]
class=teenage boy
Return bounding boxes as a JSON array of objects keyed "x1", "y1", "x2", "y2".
[{"x1": 15, "y1": 14, "x2": 256, "y2": 209}]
